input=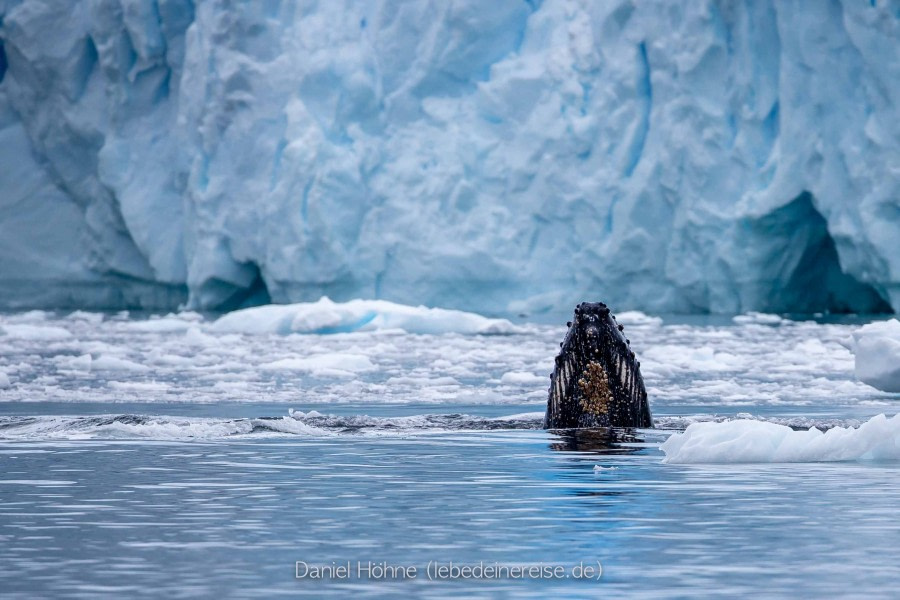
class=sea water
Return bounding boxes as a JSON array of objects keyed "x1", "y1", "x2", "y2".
[{"x1": 1, "y1": 310, "x2": 898, "y2": 598}]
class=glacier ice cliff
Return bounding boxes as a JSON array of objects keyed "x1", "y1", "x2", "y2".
[{"x1": 0, "y1": 0, "x2": 898, "y2": 314}]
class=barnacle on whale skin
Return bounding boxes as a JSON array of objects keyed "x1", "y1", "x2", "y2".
[{"x1": 578, "y1": 361, "x2": 612, "y2": 416}]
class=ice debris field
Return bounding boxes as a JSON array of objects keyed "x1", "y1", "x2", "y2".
[{"x1": 2, "y1": 299, "x2": 899, "y2": 464}]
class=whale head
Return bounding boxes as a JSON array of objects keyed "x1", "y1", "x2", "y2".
[{"x1": 544, "y1": 302, "x2": 652, "y2": 429}]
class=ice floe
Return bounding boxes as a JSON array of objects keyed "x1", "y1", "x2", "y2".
[
  {"x1": 850, "y1": 319, "x2": 900, "y2": 393},
  {"x1": 661, "y1": 413, "x2": 900, "y2": 463},
  {"x1": 210, "y1": 297, "x2": 522, "y2": 335}
]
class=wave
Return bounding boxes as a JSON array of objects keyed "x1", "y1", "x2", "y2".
[
  {"x1": 0, "y1": 410, "x2": 881, "y2": 445},
  {"x1": 0, "y1": 411, "x2": 547, "y2": 441}
]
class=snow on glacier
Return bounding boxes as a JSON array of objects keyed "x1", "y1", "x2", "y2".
[{"x1": 0, "y1": 0, "x2": 898, "y2": 314}]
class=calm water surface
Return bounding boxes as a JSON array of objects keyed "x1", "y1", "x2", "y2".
[{"x1": 2, "y1": 403, "x2": 900, "y2": 598}]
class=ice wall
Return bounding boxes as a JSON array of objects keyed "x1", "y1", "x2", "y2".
[{"x1": 0, "y1": 0, "x2": 898, "y2": 314}]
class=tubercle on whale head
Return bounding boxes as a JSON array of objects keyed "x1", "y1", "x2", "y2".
[{"x1": 565, "y1": 302, "x2": 622, "y2": 358}]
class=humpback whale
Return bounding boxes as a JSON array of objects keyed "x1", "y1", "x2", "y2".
[{"x1": 544, "y1": 302, "x2": 653, "y2": 429}]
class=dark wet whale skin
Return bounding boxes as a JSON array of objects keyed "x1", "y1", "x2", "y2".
[{"x1": 544, "y1": 302, "x2": 653, "y2": 429}]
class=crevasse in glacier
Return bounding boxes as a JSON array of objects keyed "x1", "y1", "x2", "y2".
[{"x1": 0, "y1": 0, "x2": 897, "y2": 314}]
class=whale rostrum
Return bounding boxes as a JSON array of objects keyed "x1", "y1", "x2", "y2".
[{"x1": 544, "y1": 302, "x2": 653, "y2": 429}]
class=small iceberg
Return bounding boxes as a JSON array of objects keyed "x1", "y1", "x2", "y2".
[
  {"x1": 661, "y1": 413, "x2": 900, "y2": 464},
  {"x1": 850, "y1": 319, "x2": 900, "y2": 393},
  {"x1": 210, "y1": 296, "x2": 522, "y2": 335}
]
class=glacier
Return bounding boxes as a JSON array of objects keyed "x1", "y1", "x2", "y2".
[{"x1": 0, "y1": 0, "x2": 898, "y2": 314}]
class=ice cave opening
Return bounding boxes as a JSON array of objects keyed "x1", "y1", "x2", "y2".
[
  {"x1": 201, "y1": 262, "x2": 272, "y2": 313},
  {"x1": 742, "y1": 191, "x2": 891, "y2": 315}
]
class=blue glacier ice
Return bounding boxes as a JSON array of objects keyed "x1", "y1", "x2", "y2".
[{"x1": 0, "y1": 0, "x2": 898, "y2": 314}]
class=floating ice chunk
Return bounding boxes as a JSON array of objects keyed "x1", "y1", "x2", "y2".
[
  {"x1": 184, "y1": 326, "x2": 217, "y2": 346},
  {"x1": 55, "y1": 354, "x2": 93, "y2": 372},
  {"x1": 66, "y1": 311, "x2": 105, "y2": 324},
  {"x1": 661, "y1": 414, "x2": 900, "y2": 464},
  {"x1": 211, "y1": 297, "x2": 522, "y2": 335},
  {"x1": 9, "y1": 310, "x2": 49, "y2": 323},
  {"x1": 91, "y1": 355, "x2": 150, "y2": 372},
  {"x1": 851, "y1": 319, "x2": 900, "y2": 393},
  {"x1": 261, "y1": 353, "x2": 375, "y2": 378},
  {"x1": 500, "y1": 371, "x2": 547, "y2": 385},
  {"x1": 107, "y1": 381, "x2": 170, "y2": 392},
  {"x1": 1, "y1": 324, "x2": 72, "y2": 340},
  {"x1": 385, "y1": 376, "x2": 460, "y2": 386},
  {"x1": 732, "y1": 312, "x2": 785, "y2": 325},
  {"x1": 288, "y1": 409, "x2": 324, "y2": 418},
  {"x1": 125, "y1": 314, "x2": 199, "y2": 333},
  {"x1": 614, "y1": 311, "x2": 663, "y2": 326},
  {"x1": 642, "y1": 345, "x2": 746, "y2": 373}
]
